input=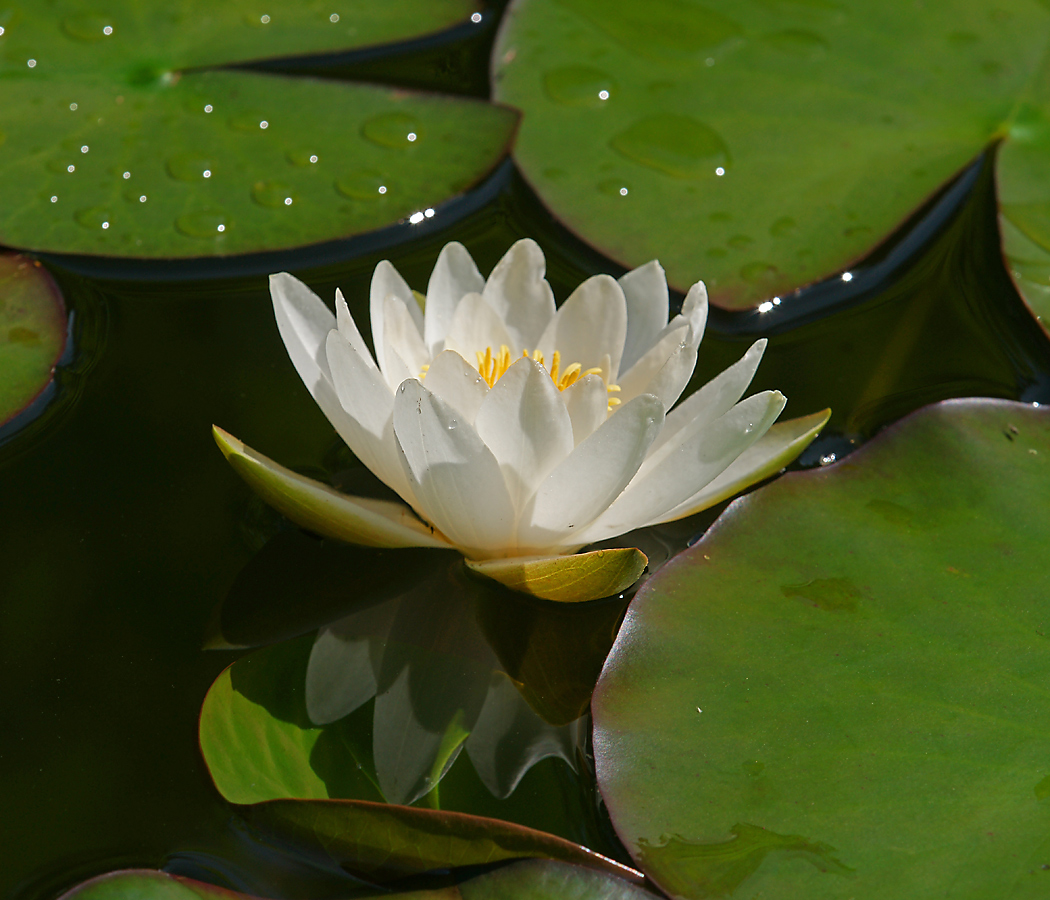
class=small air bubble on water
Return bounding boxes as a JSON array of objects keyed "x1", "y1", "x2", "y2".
[
  {"x1": 80, "y1": 145, "x2": 88, "y2": 153},
  {"x1": 67, "y1": 164, "x2": 75, "y2": 173},
  {"x1": 50, "y1": 196, "x2": 57, "y2": 203},
  {"x1": 0, "y1": 27, "x2": 5, "y2": 35},
  {"x1": 715, "y1": 166, "x2": 725, "y2": 176},
  {"x1": 122, "y1": 171, "x2": 130, "y2": 179},
  {"x1": 820, "y1": 453, "x2": 837, "y2": 466},
  {"x1": 101, "y1": 221, "x2": 109, "y2": 229},
  {"x1": 599, "y1": 90, "x2": 609, "y2": 100},
  {"x1": 330, "y1": 13, "x2": 340, "y2": 22},
  {"x1": 259, "y1": 120, "x2": 268, "y2": 129},
  {"x1": 841, "y1": 271, "x2": 853, "y2": 282},
  {"x1": 471, "y1": 11, "x2": 482, "y2": 22},
  {"x1": 204, "y1": 104, "x2": 213, "y2": 113},
  {"x1": 203, "y1": 169, "x2": 211, "y2": 178},
  {"x1": 103, "y1": 25, "x2": 112, "y2": 35},
  {"x1": 424, "y1": 208, "x2": 434, "y2": 218},
  {"x1": 69, "y1": 102, "x2": 78, "y2": 111},
  {"x1": 139, "y1": 195, "x2": 146, "y2": 202},
  {"x1": 216, "y1": 224, "x2": 225, "y2": 232},
  {"x1": 409, "y1": 211, "x2": 424, "y2": 224},
  {"x1": 407, "y1": 132, "x2": 417, "y2": 142},
  {"x1": 378, "y1": 185, "x2": 387, "y2": 194},
  {"x1": 283, "y1": 197, "x2": 292, "y2": 205},
  {"x1": 27, "y1": 59, "x2": 36, "y2": 68},
  {"x1": 309, "y1": 154, "x2": 318, "y2": 163},
  {"x1": 260, "y1": 14, "x2": 270, "y2": 23},
  {"x1": 619, "y1": 187, "x2": 628, "y2": 195}
]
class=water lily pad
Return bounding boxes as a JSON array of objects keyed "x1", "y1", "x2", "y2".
[
  {"x1": 244, "y1": 798, "x2": 642, "y2": 884},
  {"x1": 493, "y1": 0, "x2": 1050, "y2": 308},
  {"x1": 0, "y1": 1, "x2": 517, "y2": 258},
  {"x1": 57, "y1": 861, "x2": 651, "y2": 900},
  {"x1": 593, "y1": 399, "x2": 1050, "y2": 898},
  {"x1": 0, "y1": 254, "x2": 66, "y2": 426}
]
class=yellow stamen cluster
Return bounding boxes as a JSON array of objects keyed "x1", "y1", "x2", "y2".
[{"x1": 475, "y1": 345, "x2": 621, "y2": 408}]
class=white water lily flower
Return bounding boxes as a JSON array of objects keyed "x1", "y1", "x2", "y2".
[{"x1": 214, "y1": 239, "x2": 829, "y2": 601}]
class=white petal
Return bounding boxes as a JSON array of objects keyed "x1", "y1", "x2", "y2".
[
  {"x1": 393, "y1": 379, "x2": 517, "y2": 557},
  {"x1": 648, "y1": 339, "x2": 767, "y2": 456},
  {"x1": 482, "y1": 238, "x2": 556, "y2": 349},
  {"x1": 443, "y1": 292, "x2": 515, "y2": 360},
  {"x1": 424, "y1": 242, "x2": 485, "y2": 355},
  {"x1": 536, "y1": 274, "x2": 628, "y2": 380},
  {"x1": 681, "y1": 279, "x2": 709, "y2": 346},
  {"x1": 474, "y1": 357, "x2": 574, "y2": 512},
  {"x1": 653, "y1": 408, "x2": 830, "y2": 522},
  {"x1": 420, "y1": 349, "x2": 490, "y2": 424},
  {"x1": 271, "y1": 273, "x2": 383, "y2": 458},
  {"x1": 370, "y1": 260, "x2": 420, "y2": 373},
  {"x1": 517, "y1": 394, "x2": 664, "y2": 551},
  {"x1": 381, "y1": 294, "x2": 430, "y2": 391},
  {"x1": 326, "y1": 331, "x2": 416, "y2": 501},
  {"x1": 615, "y1": 324, "x2": 690, "y2": 407},
  {"x1": 335, "y1": 288, "x2": 378, "y2": 370},
  {"x1": 618, "y1": 260, "x2": 669, "y2": 372},
  {"x1": 560, "y1": 373, "x2": 609, "y2": 446},
  {"x1": 576, "y1": 391, "x2": 786, "y2": 543}
]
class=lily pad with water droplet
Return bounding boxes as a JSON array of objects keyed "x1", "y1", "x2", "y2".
[
  {"x1": 493, "y1": 0, "x2": 1050, "y2": 309},
  {"x1": 0, "y1": 254, "x2": 66, "y2": 427},
  {"x1": 56, "y1": 860, "x2": 650, "y2": 900},
  {"x1": 0, "y1": 1, "x2": 517, "y2": 258},
  {"x1": 593, "y1": 398, "x2": 1050, "y2": 898}
]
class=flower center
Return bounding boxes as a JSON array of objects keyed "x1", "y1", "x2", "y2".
[{"x1": 475, "y1": 345, "x2": 621, "y2": 407}]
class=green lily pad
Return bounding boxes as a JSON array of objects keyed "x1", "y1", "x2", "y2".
[
  {"x1": 0, "y1": 254, "x2": 66, "y2": 426},
  {"x1": 592, "y1": 399, "x2": 1050, "y2": 898},
  {"x1": 57, "y1": 860, "x2": 652, "y2": 900},
  {"x1": 493, "y1": 0, "x2": 1050, "y2": 309},
  {"x1": 0, "y1": 1, "x2": 517, "y2": 258},
  {"x1": 244, "y1": 798, "x2": 642, "y2": 884}
]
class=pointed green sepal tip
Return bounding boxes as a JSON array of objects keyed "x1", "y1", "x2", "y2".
[
  {"x1": 467, "y1": 548, "x2": 648, "y2": 603},
  {"x1": 211, "y1": 425, "x2": 449, "y2": 550}
]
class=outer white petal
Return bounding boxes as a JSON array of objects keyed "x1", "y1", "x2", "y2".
[
  {"x1": 393, "y1": 379, "x2": 517, "y2": 557},
  {"x1": 474, "y1": 357, "x2": 574, "y2": 512},
  {"x1": 653, "y1": 409, "x2": 830, "y2": 522},
  {"x1": 381, "y1": 294, "x2": 430, "y2": 391},
  {"x1": 517, "y1": 394, "x2": 664, "y2": 552},
  {"x1": 575, "y1": 391, "x2": 786, "y2": 543},
  {"x1": 370, "y1": 260, "x2": 420, "y2": 374},
  {"x1": 271, "y1": 273, "x2": 382, "y2": 457},
  {"x1": 536, "y1": 274, "x2": 628, "y2": 380},
  {"x1": 618, "y1": 260, "x2": 669, "y2": 372},
  {"x1": 648, "y1": 339, "x2": 767, "y2": 456},
  {"x1": 560, "y1": 373, "x2": 609, "y2": 446},
  {"x1": 423, "y1": 242, "x2": 484, "y2": 355},
  {"x1": 335, "y1": 288, "x2": 378, "y2": 370},
  {"x1": 326, "y1": 331, "x2": 416, "y2": 501},
  {"x1": 681, "y1": 279, "x2": 709, "y2": 346},
  {"x1": 443, "y1": 292, "x2": 514, "y2": 360},
  {"x1": 482, "y1": 238, "x2": 556, "y2": 350},
  {"x1": 420, "y1": 349, "x2": 489, "y2": 424}
]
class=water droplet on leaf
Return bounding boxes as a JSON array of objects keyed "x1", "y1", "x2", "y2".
[
  {"x1": 362, "y1": 113, "x2": 423, "y2": 149},
  {"x1": 610, "y1": 114, "x2": 729, "y2": 179}
]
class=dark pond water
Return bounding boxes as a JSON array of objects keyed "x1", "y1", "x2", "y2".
[{"x1": 3, "y1": 10, "x2": 1050, "y2": 900}]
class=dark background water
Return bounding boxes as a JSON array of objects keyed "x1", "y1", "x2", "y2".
[{"x1": 3, "y1": 10, "x2": 1050, "y2": 900}]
